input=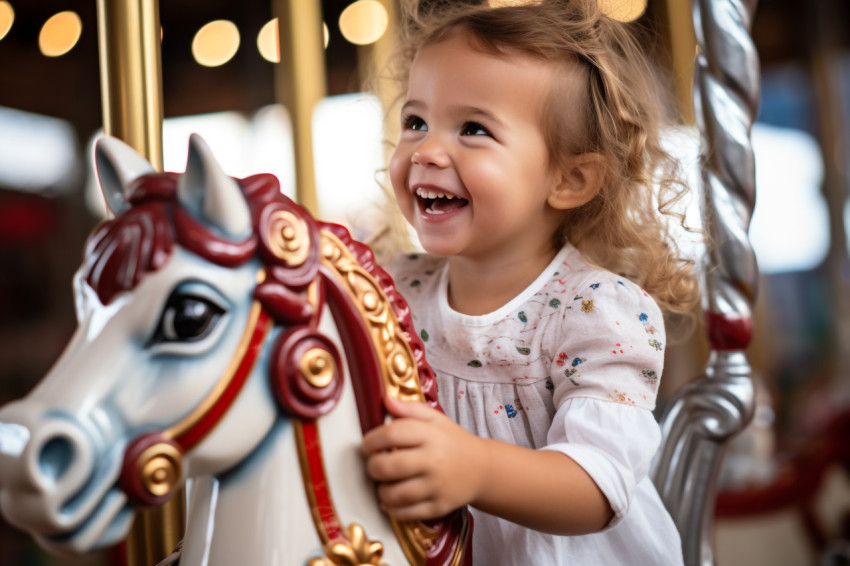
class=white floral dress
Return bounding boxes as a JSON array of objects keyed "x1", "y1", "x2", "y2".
[{"x1": 388, "y1": 244, "x2": 684, "y2": 566}]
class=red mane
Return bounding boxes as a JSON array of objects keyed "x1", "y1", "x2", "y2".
[
  {"x1": 82, "y1": 171, "x2": 439, "y2": 410},
  {"x1": 83, "y1": 174, "x2": 179, "y2": 306}
]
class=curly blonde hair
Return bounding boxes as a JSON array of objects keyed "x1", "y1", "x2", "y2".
[{"x1": 379, "y1": 0, "x2": 701, "y2": 317}]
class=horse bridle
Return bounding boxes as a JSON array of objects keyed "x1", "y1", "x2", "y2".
[{"x1": 115, "y1": 214, "x2": 468, "y2": 566}]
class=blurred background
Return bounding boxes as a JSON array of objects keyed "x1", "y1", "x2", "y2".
[{"x1": 0, "y1": 0, "x2": 849, "y2": 564}]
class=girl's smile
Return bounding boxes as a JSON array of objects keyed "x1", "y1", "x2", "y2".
[
  {"x1": 412, "y1": 183, "x2": 469, "y2": 217},
  {"x1": 390, "y1": 31, "x2": 567, "y2": 267}
]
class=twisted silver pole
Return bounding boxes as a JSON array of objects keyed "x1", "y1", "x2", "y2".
[{"x1": 652, "y1": 1, "x2": 760, "y2": 565}]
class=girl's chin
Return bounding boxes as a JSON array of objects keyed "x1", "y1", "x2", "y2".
[{"x1": 414, "y1": 234, "x2": 463, "y2": 258}]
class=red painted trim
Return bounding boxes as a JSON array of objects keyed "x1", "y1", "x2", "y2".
[
  {"x1": 301, "y1": 420, "x2": 343, "y2": 542},
  {"x1": 705, "y1": 311, "x2": 753, "y2": 350},
  {"x1": 173, "y1": 206, "x2": 257, "y2": 268},
  {"x1": 318, "y1": 264, "x2": 386, "y2": 434}
]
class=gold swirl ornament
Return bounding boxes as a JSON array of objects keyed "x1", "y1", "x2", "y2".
[
  {"x1": 300, "y1": 347, "x2": 336, "y2": 389},
  {"x1": 268, "y1": 209, "x2": 310, "y2": 267},
  {"x1": 136, "y1": 442, "x2": 183, "y2": 498}
]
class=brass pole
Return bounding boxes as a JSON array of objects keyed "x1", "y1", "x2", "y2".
[
  {"x1": 352, "y1": 0, "x2": 414, "y2": 259},
  {"x1": 96, "y1": 2, "x2": 183, "y2": 565},
  {"x1": 656, "y1": 0, "x2": 697, "y2": 124},
  {"x1": 272, "y1": 0, "x2": 326, "y2": 215},
  {"x1": 96, "y1": 0, "x2": 164, "y2": 170},
  {"x1": 357, "y1": 0, "x2": 400, "y2": 141}
]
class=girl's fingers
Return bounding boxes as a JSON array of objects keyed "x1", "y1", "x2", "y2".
[
  {"x1": 376, "y1": 478, "x2": 452, "y2": 521},
  {"x1": 362, "y1": 396, "x2": 448, "y2": 454},
  {"x1": 376, "y1": 477, "x2": 432, "y2": 509},
  {"x1": 383, "y1": 395, "x2": 440, "y2": 421},
  {"x1": 361, "y1": 416, "x2": 428, "y2": 453},
  {"x1": 366, "y1": 447, "x2": 428, "y2": 482}
]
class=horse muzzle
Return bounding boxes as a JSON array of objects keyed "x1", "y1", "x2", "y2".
[{"x1": 0, "y1": 399, "x2": 128, "y2": 551}]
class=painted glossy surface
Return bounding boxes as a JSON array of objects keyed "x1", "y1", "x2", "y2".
[
  {"x1": 650, "y1": 2, "x2": 759, "y2": 565},
  {"x1": 0, "y1": 135, "x2": 471, "y2": 565}
]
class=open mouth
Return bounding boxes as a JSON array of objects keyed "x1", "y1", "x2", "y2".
[{"x1": 415, "y1": 187, "x2": 469, "y2": 216}]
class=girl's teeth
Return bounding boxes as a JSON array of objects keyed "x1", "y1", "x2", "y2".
[{"x1": 416, "y1": 188, "x2": 455, "y2": 199}]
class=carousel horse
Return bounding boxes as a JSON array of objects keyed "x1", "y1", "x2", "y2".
[{"x1": 0, "y1": 135, "x2": 472, "y2": 565}]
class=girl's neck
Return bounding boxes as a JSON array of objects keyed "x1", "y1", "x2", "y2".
[{"x1": 446, "y1": 246, "x2": 559, "y2": 316}]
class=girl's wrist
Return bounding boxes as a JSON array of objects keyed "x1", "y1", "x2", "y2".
[{"x1": 467, "y1": 436, "x2": 496, "y2": 508}]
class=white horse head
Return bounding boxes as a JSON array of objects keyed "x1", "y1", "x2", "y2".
[{"x1": 0, "y1": 135, "x2": 471, "y2": 565}]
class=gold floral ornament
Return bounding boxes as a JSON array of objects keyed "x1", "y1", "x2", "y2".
[
  {"x1": 307, "y1": 523, "x2": 388, "y2": 566},
  {"x1": 487, "y1": 0, "x2": 647, "y2": 23}
]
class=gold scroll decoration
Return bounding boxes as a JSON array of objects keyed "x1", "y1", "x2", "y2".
[
  {"x1": 319, "y1": 230, "x2": 423, "y2": 404},
  {"x1": 320, "y1": 229, "x2": 467, "y2": 565}
]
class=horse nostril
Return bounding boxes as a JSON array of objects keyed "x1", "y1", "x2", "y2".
[{"x1": 38, "y1": 436, "x2": 75, "y2": 483}]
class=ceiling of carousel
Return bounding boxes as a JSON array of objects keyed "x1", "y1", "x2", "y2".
[
  {"x1": 0, "y1": 0, "x2": 365, "y2": 140},
  {"x1": 0, "y1": 0, "x2": 847, "y2": 145}
]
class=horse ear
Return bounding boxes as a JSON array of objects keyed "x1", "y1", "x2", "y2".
[
  {"x1": 177, "y1": 134, "x2": 252, "y2": 237},
  {"x1": 94, "y1": 136, "x2": 156, "y2": 216}
]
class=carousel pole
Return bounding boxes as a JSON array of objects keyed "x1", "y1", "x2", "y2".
[
  {"x1": 271, "y1": 0, "x2": 326, "y2": 216},
  {"x1": 355, "y1": 0, "x2": 398, "y2": 117},
  {"x1": 96, "y1": 1, "x2": 183, "y2": 565},
  {"x1": 651, "y1": 1, "x2": 760, "y2": 565},
  {"x1": 352, "y1": 0, "x2": 413, "y2": 257},
  {"x1": 807, "y1": 0, "x2": 850, "y2": 399},
  {"x1": 96, "y1": 0, "x2": 164, "y2": 171}
]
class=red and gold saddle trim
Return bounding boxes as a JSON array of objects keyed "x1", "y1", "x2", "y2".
[{"x1": 293, "y1": 229, "x2": 468, "y2": 566}]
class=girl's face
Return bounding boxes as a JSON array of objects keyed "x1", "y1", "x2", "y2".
[{"x1": 390, "y1": 33, "x2": 568, "y2": 265}]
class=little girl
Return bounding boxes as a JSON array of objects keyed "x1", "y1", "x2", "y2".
[{"x1": 362, "y1": 1, "x2": 699, "y2": 564}]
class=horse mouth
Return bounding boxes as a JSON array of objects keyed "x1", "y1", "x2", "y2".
[{"x1": 35, "y1": 487, "x2": 134, "y2": 555}]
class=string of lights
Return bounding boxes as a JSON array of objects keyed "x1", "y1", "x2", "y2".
[{"x1": 0, "y1": 0, "x2": 390, "y2": 66}]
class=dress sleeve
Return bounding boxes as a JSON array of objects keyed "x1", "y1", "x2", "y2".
[
  {"x1": 546, "y1": 275, "x2": 666, "y2": 411},
  {"x1": 542, "y1": 397, "x2": 662, "y2": 528},
  {"x1": 540, "y1": 275, "x2": 666, "y2": 527}
]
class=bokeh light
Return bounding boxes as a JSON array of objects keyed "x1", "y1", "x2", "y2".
[
  {"x1": 597, "y1": 0, "x2": 646, "y2": 22},
  {"x1": 339, "y1": 0, "x2": 388, "y2": 46},
  {"x1": 0, "y1": 1, "x2": 14, "y2": 42},
  {"x1": 39, "y1": 11, "x2": 82, "y2": 57},
  {"x1": 192, "y1": 20, "x2": 240, "y2": 67},
  {"x1": 257, "y1": 18, "x2": 279, "y2": 63}
]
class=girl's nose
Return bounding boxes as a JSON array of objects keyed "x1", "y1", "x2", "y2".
[{"x1": 410, "y1": 139, "x2": 449, "y2": 168}]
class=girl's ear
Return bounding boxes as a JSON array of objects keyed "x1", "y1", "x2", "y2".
[{"x1": 548, "y1": 153, "x2": 605, "y2": 210}]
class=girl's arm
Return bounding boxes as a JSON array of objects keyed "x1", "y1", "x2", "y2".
[{"x1": 361, "y1": 395, "x2": 614, "y2": 535}]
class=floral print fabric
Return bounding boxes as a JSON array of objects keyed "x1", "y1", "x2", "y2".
[
  {"x1": 389, "y1": 244, "x2": 665, "y2": 446},
  {"x1": 387, "y1": 244, "x2": 683, "y2": 565}
]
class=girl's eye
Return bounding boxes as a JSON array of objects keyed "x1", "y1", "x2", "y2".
[
  {"x1": 461, "y1": 122, "x2": 491, "y2": 137},
  {"x1": 404, "y1": 115, "x2": 427, "y2": 132}
]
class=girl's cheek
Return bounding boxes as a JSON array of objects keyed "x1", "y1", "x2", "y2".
[{"x1": 389, "y1": 151, "x2": 408, "y2": 193}]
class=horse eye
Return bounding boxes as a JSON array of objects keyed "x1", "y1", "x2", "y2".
[{"x1": 150, "y1": 295, "x2": 225, "y2": 345}]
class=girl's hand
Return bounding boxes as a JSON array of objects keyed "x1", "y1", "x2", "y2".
[{"x1": 361, "y1": 395, "x2": 487, "y2": 521}]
